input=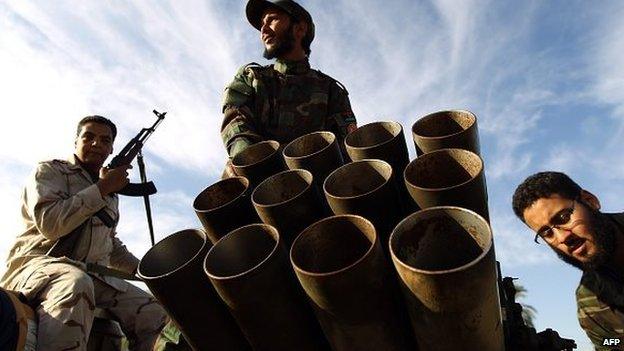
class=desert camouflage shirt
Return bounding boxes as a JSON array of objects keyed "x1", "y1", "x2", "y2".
[
  {"x1": 0, "y1": 156, "x2": 139, "y2": 292},
  {"x1": 221, "y1": 58, "x2": 357, "y2": 157},
  {"x1": 576, "y1": 213, "x2": 624, "y2": 350}
]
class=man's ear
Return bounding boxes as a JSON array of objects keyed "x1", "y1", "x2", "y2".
[
  {"x1": 293, "y1": 21, "x2": 308, "y2": 41},
  {"x1": 580, "y1": 189, "x2": 601, "y2": 211}
]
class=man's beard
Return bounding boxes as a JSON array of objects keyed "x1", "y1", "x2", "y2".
[
  {"x1": 553, "y1": 205, "x2": 617, "y2": 271},
  {"x1": 263, "y1": 25, "x2": 295, "y2": 59}
]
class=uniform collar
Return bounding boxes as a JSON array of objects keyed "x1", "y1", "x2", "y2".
[
  {"x1": 274, "y1": 58, "x2": 310, "y2": 75},
  {"x1": 68, "y1": 154, "x2": 99, "y2": 183}
]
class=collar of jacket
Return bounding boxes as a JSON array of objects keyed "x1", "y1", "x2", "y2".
[
  {"x1": 67, "y1": 154, "x2": 98, "y2": 183},
  {"x1": 274, "y1": 58, "x2": 310, "y2": 75}
]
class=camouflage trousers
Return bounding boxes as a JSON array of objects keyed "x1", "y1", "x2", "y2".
[{"x1": 8, "y1": 260, "x2": 167, "y2": 351}]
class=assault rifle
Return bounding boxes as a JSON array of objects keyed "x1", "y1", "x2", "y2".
[
  {"x1": 498, "y1": 263, "x2": 577, "y2": 350},
  {"x1": 47, "y1": 110, "x2": 166, "y2": 260}
]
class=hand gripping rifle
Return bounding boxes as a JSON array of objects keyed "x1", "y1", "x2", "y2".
[{"x1": 47, "y1": 110, "x2": 166, "y2": 263}]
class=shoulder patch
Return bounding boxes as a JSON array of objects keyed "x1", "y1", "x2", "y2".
[{"x1": 316, "y1": 69, "x2": 349, "y2": 95}]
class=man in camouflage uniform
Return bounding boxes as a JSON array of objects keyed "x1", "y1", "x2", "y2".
[
  {"x1": 221, "y1": 0, "x2": 357, "y2": 175},
  {"x1": 513, "y1": 172, "x2": 624, "y2": 350},
  {"x1": 153, "y1": 1, "x2": 359, "y2": 349},
  {"x1": 0, "y1": 116, "x2": 167, "y2": 350}
]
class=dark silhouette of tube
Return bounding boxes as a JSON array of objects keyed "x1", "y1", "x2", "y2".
[
  {"x1": 323, "y1": 160, "x2": 403, "y2": 255},
  {"x1": 283, "y1": 131, "x2": 344, "y2": 188},
  {"x1": 252, "y1": 169, "x2": 326, "y2": 249},
  {"x1": 344, "y1": 121, "x2": 410, "y2": 175},
  {"x1": 193, "y1": 176, "x2": 260, "y2": 244},
  {"x1": 137, "y1": 229, "x2": 250, "y2": 351},
  {"x1": 411, "y1": 110, "x2": 480, "y2": 156},
  {"x1": 204, "y1": 224, "x2": 330, "y2": 351},
  {"x1": 389, "y1": 207, "x2": 504, "y2": 351},
  {"x1": 344, "y1": 121, "x2": 414, "y2": 213},
  {"x1": 404, "y1": 148, "x2": 489, "y2": 220},
  {"x1": 231, "y1": 140, "x2": 286, "y2": 189},
  {"x1": 290, "y1": 215, "x2": 416, "y2": 351}
]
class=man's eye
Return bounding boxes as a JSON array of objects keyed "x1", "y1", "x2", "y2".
[
  {"x1": 554, "y1": 209, "x2": 573, "y2": 225},
  {"x1": 541, "y1": 228, "x2": 554, "y2": 238}
]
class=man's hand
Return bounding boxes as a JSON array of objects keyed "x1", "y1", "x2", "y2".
[{"x1": 97, "y1": 164, "x2": 132, "y2": 197}]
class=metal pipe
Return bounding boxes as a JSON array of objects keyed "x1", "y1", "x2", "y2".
[
  {"x1": 343, "y1": 121, "x2": 414, "y2": 213},
  {"x1": 137, "y1": 229, "x2": 250, "y2": 351},
  {"x1": 403, "y1": 148, "x2": 489, "y2": 220},
  {"x1": 290, "y1": 215, "x2": 416, "y2": 351},
  {"x1": 389, "y1": 207, "x2": 504, "y2": 351},
  {"x1": 323, "y1": 160, "x2": 403, "y2": 255},
  {"x1": 282, "y1": 131, "x2": 344, "y2": 188},
  {"x1": 193, "y1": 176, "x2": 260, "y2": 244},
  {"x1": 344, "y1": 121, "x2": 410, "y2": 178},
  {"x1": 411, "y1": 110, "x2": 480, "y2": 156},
  {"x1": 204, "y1": 224, "x2": 330, "y2": 351},
  {"x1": 231, "y1": 140, "x2": 286, "y2": 189},
  {"x1": 252, "y1": 169, "x2": 327, "y2": 249}
]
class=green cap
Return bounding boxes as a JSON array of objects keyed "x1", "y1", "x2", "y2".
[{"x1": 246, "y1": 0, "x2": 315, "y2": 47}]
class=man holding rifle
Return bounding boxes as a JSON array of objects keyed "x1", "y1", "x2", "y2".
[{"x1": 0, "y1": 116, "x2": 166, "y2": 350}]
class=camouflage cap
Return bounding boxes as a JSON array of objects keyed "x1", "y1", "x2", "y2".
[{"x1": 246, "y1": 0, "x2": 315, "y2": 46}]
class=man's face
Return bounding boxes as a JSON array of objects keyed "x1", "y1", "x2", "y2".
[
  {"x1": 523, "y1": 193, "x2": 615, "y2": 270},
  {"x1": 260, "y1": 8, "x2": 296, "y2": 59},
  {"x1": 75, "y1": 122, "x2": 114, "y2": 170}
]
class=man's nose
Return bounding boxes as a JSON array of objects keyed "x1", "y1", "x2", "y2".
[
  {"x1": 260, "y1": 22, "x2": 271, "y2": 36},
  {"x1": 554, "y1": 227, "x2": 575, "y2": 246}
]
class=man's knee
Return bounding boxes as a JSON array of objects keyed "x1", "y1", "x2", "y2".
[{"x1": 40, "y1": 265, "x2": 95, "y2": 312}]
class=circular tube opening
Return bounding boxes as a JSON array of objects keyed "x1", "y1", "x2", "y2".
[
  {"x1": 405, "y1": 149, "x2": 482, "y2": 190},
  {"x1": 324, "y1": 160, "x2": 392, "y2": 199},
  {"x1": 345, "y1": 121, "x2": 402, "y2": 149},
  {"x1": 252, "y1": 170, "x2": 313, "y2": 207},
  {"x1": 205, "y1": 224, "x2": 279, "y2": 279},
  {"x1": 193, "y1": 177, "x2": 249, "y2": 212},
  {"x1": 231, "y1": 140, "x2": 280, "y2": 168},
  {"x1": 412, "y1": 110, "x2": 476, "y2": 139},
  {"x1": 283, "y1": 132, "x2": 335, "y2": 159},
  {"x1": 291, "y1": 215, "x2": 376, "y2": 275},
  {"x1": 138, "y1": 229, "x2": 208, "y2": 279},
  {"x1": 390, "y1": 207, "x2": 491, "y2": 273}
]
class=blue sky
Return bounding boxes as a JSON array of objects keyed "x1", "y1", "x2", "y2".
[{"x1": 1, "y1": 1, "x2": 623, "y2": 349}]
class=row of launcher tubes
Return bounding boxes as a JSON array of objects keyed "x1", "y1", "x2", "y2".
[{"x1": 136, "y1": 110, "x2": 504, "y2": 351}]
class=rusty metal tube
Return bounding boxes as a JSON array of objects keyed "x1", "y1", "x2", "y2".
[
  {"x1": 411, "y1": 110, "x2": 480, "y2": 156},
  {"x1": 231, "y1": 140, "x2": 286, "y2": 189},
  {"x1": 344, "y1": 121, "x2": 410, "y2": 177},
  {"x1": 193, "y1": 176, "x2": 259, "y2": 244},
  {"x1": 389, "y1": 207, "x2": 504, "y2": 351},
  {"x1": 137, "y1": 229, "x2": 250, "y2": 351},
  {"x1": 283, "y1": 131, "x2": 344, "y2": 187},
  {"x1": 290, "y1": 215, "x2": 416, "y2": 351},
  {"x1": 323, "y1": 159, "x2": 403, "y2": 254},
  {"x1": 404, "y1": 148, "x2": 489, "y2": 220},
  {"x1": 252, "y1": 169, "x2": 326, "y2": 249},
  {"x1": 204, "y1": 224, "x2": 330, "y2": 351}
]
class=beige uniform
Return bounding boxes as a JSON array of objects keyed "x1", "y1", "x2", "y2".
[{"x1": 1, "y1": 156, "x2": 166, "y2": 351}]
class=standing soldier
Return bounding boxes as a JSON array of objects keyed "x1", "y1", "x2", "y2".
[
  {"x1": 155, "y1": 1, "x2": 358, "y2": 349},
  {"x1": 221, "y1": 0, "x2": 357, "y2": 176},
  {"x1": 0, "y1": 116, "x2": 167, "y2": 350}
]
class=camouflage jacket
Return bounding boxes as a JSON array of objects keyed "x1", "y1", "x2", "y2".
[
  {"x1": 221, "y1": 58, "x2": 357, "y2": 157},
  {"x1": 576, "y1": 213, "x2": 624, "y2": 350},
  {"x1": 0, "y1": 156, "x2": 139, "y2": 292}
]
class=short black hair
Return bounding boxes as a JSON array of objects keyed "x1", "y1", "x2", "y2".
[
  {"x1": 76, "y1": 115, "x2": 117, "y2": 140},
  {"x1": 512, "y1": 171, "x2": 582, "y2": 221}
]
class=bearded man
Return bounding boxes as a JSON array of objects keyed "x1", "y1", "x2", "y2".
[
  {"x1": 220, "y1": 0, "x2": 357, "y2": 176},
  {"x1": 513, "y1": 171, "x2": 624, "y2": 350}
]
